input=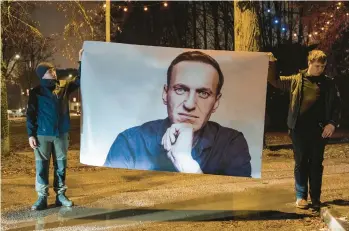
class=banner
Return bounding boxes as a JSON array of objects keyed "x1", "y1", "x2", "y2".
[{"x1": 80, "y1": 41, "x2": 268, "y2": 178}]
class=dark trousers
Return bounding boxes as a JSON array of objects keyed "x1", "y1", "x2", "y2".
[
  {"x1": 290, "y1": 126, "x2": 326, "y2": 202},
  {"x1": 34, "y1": 133, "x2": 69, "y2": 196}
]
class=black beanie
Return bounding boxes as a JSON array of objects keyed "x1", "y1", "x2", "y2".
[{"x1": 36, "y1": 62, "x2": 55, "y2": 79}]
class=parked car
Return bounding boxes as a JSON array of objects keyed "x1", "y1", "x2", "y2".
[{"x1": 12, "y1": 109, "x2": 26, "y2": 117}]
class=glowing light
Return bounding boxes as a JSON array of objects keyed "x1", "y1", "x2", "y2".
[
  {"x1": 314, "y1": 32, "x2": 318, "y2": 35},
  {"x1": 327, "y1": 21, "x2": 330, "y2": 24},
  {"x1": 309, "y1": 34, "x2": 312, "y2": 38},
  {"x1": 123, "y1": 7, "x2": 128, "y2": 12},
  {"x1": 15, "y1": 54, "x2": 20, "y2": 59},
  {"x1": 293, "y1": 33, "x2": 297, "y2": 37},
  {"x1": 321, "y1": 27, "x2": 325, "y2": 30},
  {"x1": 274, "y1": 19, "x2": 279, "y2": 24},
  {"x1": 163, "y1": 2, "x2": 168, "y2": 7},
  {"x1": 144, "y1": 6, "x2": 148, "y2": 11},
  {"x1": 267, "y1": 9, "x2": 271, "y2": 13},
  {"x1": 103, "y1": 3, "x2": 106, "y2": 8}
]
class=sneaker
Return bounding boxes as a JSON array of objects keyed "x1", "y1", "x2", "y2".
[
  {"x1": 296, "y1": 198, "x2": 309, "y2": 209},
  {"x1": 55, "y1": 194, "x2": 73, "y2": 207},
  {"x1": 31, "y1": 196, "x2": 48, "y2": 211}
]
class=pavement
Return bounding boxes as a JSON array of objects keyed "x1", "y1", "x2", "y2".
[
  {"x1": 321, "y1": 207, "x2": 349, "y2": 231},
  {"x1": 1, "y1": 156, "x2": 349, "y2": 231}
]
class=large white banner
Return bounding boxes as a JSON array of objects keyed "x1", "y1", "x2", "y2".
[{"x1": 80, "y1": 41, "x2": 268, "y2": 178}]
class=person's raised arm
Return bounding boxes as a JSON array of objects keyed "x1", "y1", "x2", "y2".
[
  {"x1": 67, "y1": 49, "x2": 83, "y2": 94},
  {"x1": 267, "y1": 53, "x2": 294, "y2": 92}
]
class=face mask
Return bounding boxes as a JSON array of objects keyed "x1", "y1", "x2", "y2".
[{"x1": 40, "y1": 79, "x2": 57, "y2": 88}]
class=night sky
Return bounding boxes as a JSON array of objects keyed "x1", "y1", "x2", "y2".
[{"x1": 32, "y1": 2, "x2": 77, "y2": 69}]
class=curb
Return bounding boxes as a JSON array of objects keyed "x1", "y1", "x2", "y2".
[{"x1": 321, "y1": 207, "x2": 349, "y2": 231}]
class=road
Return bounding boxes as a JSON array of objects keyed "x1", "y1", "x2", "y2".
[{"x1": 1, "y1": 118, "x2": 349, "y2": 230}]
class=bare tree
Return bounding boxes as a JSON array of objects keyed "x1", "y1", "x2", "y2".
[{"x1": 1, "y1": 1, "x2": 44, "y2": 156}]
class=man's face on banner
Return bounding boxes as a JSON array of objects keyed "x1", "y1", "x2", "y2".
[{"x1": 163, "y1": 61, "x2": 221, "y2": 132}]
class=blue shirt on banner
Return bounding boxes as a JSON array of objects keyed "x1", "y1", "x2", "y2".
[{"x1": 104, "y1": 118, "x2": 251, "y2": 177}]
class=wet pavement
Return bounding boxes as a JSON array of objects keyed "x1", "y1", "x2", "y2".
[{"x1": 2, "y1": 157, "x2": 349, "y2": 231}]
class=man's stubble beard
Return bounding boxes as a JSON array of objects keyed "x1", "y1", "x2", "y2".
[{"x1": 167, "y1": 105, "x2": 214, "y2": 133}]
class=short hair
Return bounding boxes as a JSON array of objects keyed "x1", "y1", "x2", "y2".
[
  {"x1": 167, "y1": 51, "x2": 224, "y2": 95},
  {"x1": 308, "y1": 50, "x2": 327, "y2": 64}
]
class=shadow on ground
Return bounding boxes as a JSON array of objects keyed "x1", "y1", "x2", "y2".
[
  {"x1": 5, "y1": 206, "x2": 315, "y2": 231},
  {"x1": 324, "y1": 199, "x2": 349, "y2": 206}
]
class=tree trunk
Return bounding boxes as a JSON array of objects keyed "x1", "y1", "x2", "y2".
[
  {"x1": 223, "y1": 2, "x2": 229, "y2": 50},
  {"x1": 288, "y1": 2, "x2": 293, "y2": 44},
  {"x1": 267, "y1": 1, "x2": 272, "y2": 46},
  {"x1": 192, "y1": 2, "x2": 197, "y2": 48},
  {"x1": 298, "y1": 6, "x2": 303, "y2": 44},
  {"x1": 260, "y1": 2, "x2": 266, "y2": 48},
  {"x1": 203, "y1": 2, "x2": 207, "y2": 49},
  {"x1": 282, "y1": 2, "x2": 286, "y2": 42},
  {"x1": 234, "y1": 1, "x2": 261, "y2": 51},
  {"x1": 211, "y1": 2, "x2": 220, "y2": 50},
  {"x1": 274, "y1": 1, "x2": 281, "y2": 46},
  {"x1": 1, "y1": 76, "x2": 10, "y2": 156}
]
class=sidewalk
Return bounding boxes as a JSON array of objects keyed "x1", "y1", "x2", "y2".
[
  {"x1": 2, "y1": 157, "x2": 349, "y2": 231},
  {"x1": 322, "y1": 204, "x2": 349, "y2": 231}
]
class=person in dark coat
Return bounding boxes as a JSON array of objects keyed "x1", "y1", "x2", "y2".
[
  {"x1": 26, "y1": 49, "x2": 83, "y2": 210},
  {"x1": 268, "y1": 50, "x2": 341, "y2": 209}
]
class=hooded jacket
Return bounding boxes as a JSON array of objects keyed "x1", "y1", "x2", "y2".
[{"x1": 26, "y1": 62, "x2": 81, "y2": 137}]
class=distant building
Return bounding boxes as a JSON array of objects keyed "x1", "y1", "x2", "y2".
[{"x1": 69, "y1": 101, "x2": 81, "y2": 114}]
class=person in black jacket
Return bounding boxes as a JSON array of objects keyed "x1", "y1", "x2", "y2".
[
  {"x1": 268, "y1": 50, "x2": 341, "y2": 209},
  {"x1": 26, "y1": 49, "x2": 83, "y2": 210}
]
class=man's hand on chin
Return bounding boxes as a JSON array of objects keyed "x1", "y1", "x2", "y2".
[{"x1": 161, "y1": 123, "x2": 203, "y2": 173}]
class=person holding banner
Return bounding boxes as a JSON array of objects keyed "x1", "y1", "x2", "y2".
[
  {"x1": 26, "y1": 49, "x2": 83, "y2": 210},
  {"x1": 268, "y1": 50, "x2": 341, "y2": 209},
  {"x1": 104, "y1": 51, "x2": 252, "y2": 177}
]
